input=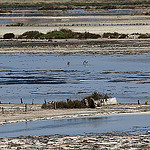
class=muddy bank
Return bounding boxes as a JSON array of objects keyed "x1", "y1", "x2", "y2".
[
  {"x1": 1, "y1": 104, "x2": 150, "y2": 149},
  {"x1": 1, "y1": 131, "x2": 150, "y2": 149},
  {"x1": 0, "y1": 103, "x2": 150, "y2": 125},
  {"x1": 0, "y1": 39, "x2": 150, "y2": 55}
]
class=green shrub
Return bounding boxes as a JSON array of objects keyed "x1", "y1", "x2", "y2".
[
  {"x1": 44, "y1": 31, "x2": 68, "y2": 39},
  {"x1": 18, "y1": 29, "x2": 101, "y2": 39},
  {"x1": 39, "y1": 34, "x2": 53, "y2": 39},
  {"x1": 18, "y1": 31, "x2": 43, "y2": 39},
  {"x1": 59, "y1": 29, "x2": 77, "y2": 38}
]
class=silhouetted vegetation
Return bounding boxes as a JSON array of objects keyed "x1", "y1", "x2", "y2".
[
  {"x1": 103, "y1": 32, "x2": 120, "y2": 38},
  {"x1": 1, "y1": 1, "x2": 150, "y2": 12},
  {"x1": 41, "y1": 99, "x2": 87, "y2": 109},
  {"x1": 41, "y1": 92, "x2": 110, "y2": 109},
  {"x1": 4, "y1": 30, "x2": 150, "y2": 40},
  {"x1": 3, "y1": 33, "x2": 15, "y2": 39},
  {"x1": 56, "y1": 99, "x2": 87, "y2": 109},
  {"x1": 101, "y1": 5, "x2": 117, "y2": 10},
  {"x1": 83, "y1": 91, "x2": 110, "y2": 101},
  {"x1": 6, "y1": 23, "x2": 24, "y2": 27},
  {"x1": 138, "y1": 34, "x2": 150, "y2": 39},
  {"x1": 18, "y1": 31, "x2": 44, "y2": 39},
  {"x1": 0, "y1": 9, "x2": 11, "y2": 13},
  {"x1": 119, "y1": 34, "x2": 128, "y2": 39},
  {"x1": 41, "y1": 102, "x2": 54, "y2": 109},
  {"x1": 18, "y1": 29, "x2": 101, "y2": 39},
  {"x1": 103, "y1": 32, "x2": 128, "y2": 39}
]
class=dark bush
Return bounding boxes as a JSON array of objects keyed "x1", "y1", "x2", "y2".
[
  {"x1": 0, "y1": 9, "x2": 10, "y2": 13},
  {"x1": 56, "y1": 99, "x2": 87, "y2": 109},
  {"x1": 88, "y1": 98, "x2": 96, "y2": 108},
  {"x1": 83, "y1": 91, "x2": 110, "y2": 108},
  {"x1": 101, "y1": 5, "x2": 117, "y2": 10},
  {"x1": 78, "y1": 32, "x2": 101, "y2": 39},
  {"x1": 41, "y1": 103, "x2": 54, "y2": 109},
  {"x1": 41, "y1": 99, "x2": 87, "y2": 109},
  {"x1": 3, "y1": 33, "x2": 15, "y2": 39},
  {"x1": 56, "y1": 101, "x2": 68, "y2": 108},
  {"x1": 18, "y1": 31, "x2": 43, "y2": 39},
  {"x1": 6, "y1": 23, "x2": 24, "y2": 27},
  {"x1": 119, "y1": 34, "x2": 128, "y2": 39},
  {"x1": 138, "y1": 34, "x2": 150, "y2": 39},
  {"x1": 18, "y1": 29, "x2": 101, "y2": 39},
  {"x1": 84, "y1": 91, "x2": 110, "y2": 101},
  {"x1": 41, "y1": 92, "x2": 110, "y2": 109},
  {"x1": 103, "y1": 32, "x2": 120, "y2": 38}
]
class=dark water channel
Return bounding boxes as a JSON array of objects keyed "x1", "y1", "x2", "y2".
[
  {"x1": 0, "y1": 113, "x2": 150, "y2": 138},
  {"x1": 0, "y1": 54, "x2": 150, "y2": 104}
]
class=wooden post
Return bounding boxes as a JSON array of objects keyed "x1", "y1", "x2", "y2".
[
  {"x1": 25, "y1": 104, "x2": 27, "y2": 112},
  {"x1": 32, "y1": 98, "x2": 34, "y2": 105},
  {"x1": 21, "y1": 98, "x2": 23, "y2": 104},
  {"x1": 54, "y1": 99, "x2": 56, "y2": 109},
  {"x1": 2, "y1": 107, "x2": 4, "y2": 114},
  {"x1": 145, "y1": 100, "x2": 148, "y2": 105}
]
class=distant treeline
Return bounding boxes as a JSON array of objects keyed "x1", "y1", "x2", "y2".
[
  {"x1": 3, "y1": 30, "x2": 150, "y2": 40},
  {"x1": 0, "y1": 0, "x2": 150, "y2": 12},
  {"x1": 18, "y1": 29, "x2": 100, "y2": 39}
]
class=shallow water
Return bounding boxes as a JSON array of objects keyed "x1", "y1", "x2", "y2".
[
  {"x1": 0, "y1": 113, "x2": 150, "y2": 138},
  {"x1": 0, "y1": 54, "x2": 150, "y2": 104},
  {"x1": 1, "y1": 9, "x2": 143, "y2": 17}
]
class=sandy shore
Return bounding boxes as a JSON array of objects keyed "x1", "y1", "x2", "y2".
[
  {"x1": 1, "y1": 39, "x2": 150, "y2": 55},
  {"x1": 0, "y1": 103, "x2": 150, "y2": 125}
]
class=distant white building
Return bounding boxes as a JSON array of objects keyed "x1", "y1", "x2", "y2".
[{"x1": 94, "y1": 97, "x2": 117, "y2": 107}]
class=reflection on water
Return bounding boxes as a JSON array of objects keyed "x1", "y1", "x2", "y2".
[
  {"x1": 0, "y1": 9, "x2": 146, "y2": 25},
  {"x1": 0, "y1": 54, "x2": 150, "y2": 104},
  {"x1": 0, "y1": 113, "x2": 150, "y2": 138}
]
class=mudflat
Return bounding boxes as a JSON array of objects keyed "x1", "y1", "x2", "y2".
[
  {"x1": 0, "y1": 39, "x2": 150, "y2": 55},
  {"x1": 1, "y1": 132, "x2": 150, "y2": 149}
]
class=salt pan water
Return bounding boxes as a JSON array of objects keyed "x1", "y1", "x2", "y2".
[{"x1": 0, "y1": 54, "x2": 150, "y2": 104}]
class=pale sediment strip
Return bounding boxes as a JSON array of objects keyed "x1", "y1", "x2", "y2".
[
  {"x1": 1, "y1": 47, "x2": 150, "y2": 55},
  {"x1": 0, "y1": 104, "x2": 150, "y2": 125}
]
